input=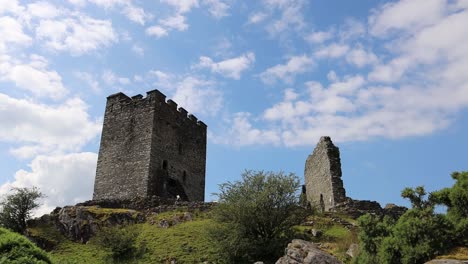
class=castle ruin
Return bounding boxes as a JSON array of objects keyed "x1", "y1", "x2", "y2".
[
  {"x1": 303, "y1": 136, "x2": 406, "y2": 218},
  {"x1": 93, "y1": 89, "x2": 207, "y2": 202},
  {"x1": 304, "y1": 136, "x2": 346, "y2": 211}
]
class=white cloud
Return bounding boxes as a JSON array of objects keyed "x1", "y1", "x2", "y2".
[
  {"x1": 195, "y1": 52, "x2": 255, "y2": 79},
  {"x1": 368, "y1": 57, "x2": 411, "y2": 83},
  {"x1": 74, "y1": 71, "x2": 101, "y2": 92},
  {"x1": 145, "y1": 25, "x2": 168, "y2": 38},
  {"x1": 260, "y1": 55, "x2": 313, "y2": 84},
  {"x1": 101, "y1": 70, "x2": 131, "y2": 86},
  {"x1": 35, "y1": 15, "x2": 118, "y2": 55},
  {"x1": 0, "y1": 152, "x2": 98, "y2": 216},
  {"x1": 131, "y1": 44, "x2": 144, "y2": 56},
  {"x1": 159, "y1": 14, "x2": 189, "y2": 31},
  {"x1": 247, "y1": 12, "x2": 268, "y2": 24},
  {"x1": 305, "y1": 30, "x2": 333, "y2": 44},
  {"x1": 26, "y1": 1, "x2": 61, "y2": 18},
  {"x1": 1, "y1": 55, "x2": 67, "y2": 99},
  {"x1": 369, "y1": 0, "x2": 446, "y2": 37},
  {"x1": 211, "y1": 112, "x2": 280, "y2": 146},
  {"x1": 0, "y1": 16, "x2": 32, "y2": 53},
  {"x1": 346, "y1": 47, "x2": 378, "y2": 67},
  {"x1": 202, "y1": 0, "x2": 230, "y2": 18},
  {"x1": 171, "y1": 76, "x2": 223, "y2": 115},
  {"x1": 0, "y1": 93, "x2": 101, "y2": 158},
  {"x1": 264, "y1": 0, "x2": 306, "y2": 35},
  {"x1": 0, "y1": 0, "x2": 24, "y2": 15},
  {"x1": 161, "y1": 0, "x2": 199, "y2": 14},
  {"x1": 121, "y1": 4, "x2": 150, "y2": 25},
  {"x1": 314, "y1": 43, "x2": 350, "y2": 59}
]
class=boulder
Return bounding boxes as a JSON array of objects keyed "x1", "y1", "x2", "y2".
[
  {"x1": 425, "y1": 260, "x2": 468, "y2": 264},
  {"x1": 276, "y1": 239, "x2": 343, "y2": 264}
]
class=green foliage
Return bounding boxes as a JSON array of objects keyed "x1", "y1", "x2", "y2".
[
  {"x1": 0, "y1": 227, "x2": 51, "y2": 264},
  {"x1": 0, "y1": 187, "x2": 44, "y2": 234},
  {"x1": 95, "y1": 225, "x2": 142, "y2": 262},
  {"x1": 430, "y1": 171, "x2": 468, "y2": 246},
  {"x1": 355, "y1": 171, "x2": 468, "y2": 264},
  {"x1": 211, "y1": 170, "x2": 306, "y2": 263}
]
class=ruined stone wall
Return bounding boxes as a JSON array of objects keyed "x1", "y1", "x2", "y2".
[
  {"x1": 304, "y1": 136, "x2": 346, "y2": 211},
  {"x1": 93, "y1": 90, "x2": 206, "y2": 201}
]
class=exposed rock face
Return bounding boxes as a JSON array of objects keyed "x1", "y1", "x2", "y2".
[
  {"x1": 304, "y1": 136, "x2": 346, "y2": 212},
  {"x1": 35, "y1": 206, "x2": 146, "y2": 243},
  {"x1": 276, "y1": 239, "x2": 343, "y2": 264}
]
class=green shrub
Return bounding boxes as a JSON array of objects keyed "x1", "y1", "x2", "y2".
[
  {"x1": 211, "y1": 170, "x2": 306, "y2": 263},
  {"x1": 0, "y1": 227, "x2": 52, "y2": 264},
  {"x1": 95, "y1": 225, "x2": 143, "y2": 262}
]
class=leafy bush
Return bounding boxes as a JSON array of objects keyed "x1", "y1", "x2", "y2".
[
  {"x1": 211, "y1": 170, "x2": 306, "y2": 263},
  {"x1": 95, "y1": 225, "x2": 143, "y2": 262},
  {"x1": 355, "y1": 171, "x2": 468, "y2": 264},
  {"x1": 0, "y1": 227, "x2": 51, "y2": 264},
  {"x1": 0, "y1": 187, "x2": 44, "y2": 234}
]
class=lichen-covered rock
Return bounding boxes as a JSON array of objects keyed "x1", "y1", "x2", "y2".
[
  {"x1": 52, "y1": 206, "x2": 145, "y2": 243},
  {"x1": 275, "y1": 239, "x2": 343, "y2": 264}
]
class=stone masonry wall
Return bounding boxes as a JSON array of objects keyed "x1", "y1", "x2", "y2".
[
  {"x1": 304, "y1": 136, "x2": 346, "y2": 211},
  {"x1": 93, "y1": 89, "x2": 206, "y2": 201}
]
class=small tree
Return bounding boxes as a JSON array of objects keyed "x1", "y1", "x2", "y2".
[
  {"x1": 0, "y1": 187, "x2": 44, "y2": 234},
  {"x1": 211, "y1": 170, "x2": 306, "y2": 263}
]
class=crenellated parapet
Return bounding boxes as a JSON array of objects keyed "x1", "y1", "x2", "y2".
[{"x1": 105, "y1": 89, "x2": 206, "y2": 128}]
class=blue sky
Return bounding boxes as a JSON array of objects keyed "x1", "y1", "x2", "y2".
[{"x1": 1, "y1": 0, "x2": 467, "y2": 214}]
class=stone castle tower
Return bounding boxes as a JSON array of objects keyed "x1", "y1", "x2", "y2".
[
  {"x1": 304, "y1": 136, "x2": 346, "y2": 211},
  {"x1": 93, "y1": 89, "x2": 207, "y2": 201}
]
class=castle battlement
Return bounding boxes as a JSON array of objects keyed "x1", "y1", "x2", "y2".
[
  {"x1": 105, "y1": 90, "x2": 205, "y2": 128},
  {"x1": 93, "y1": 89, "x2": 207, "y2": 202}
]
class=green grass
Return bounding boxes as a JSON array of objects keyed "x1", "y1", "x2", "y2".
[
  {"x1": 38, "y1": 209, "x2": 225, "y2": 264},
  {"x1": 30, "y1": 208, "x2": 362, "y2": 264}
]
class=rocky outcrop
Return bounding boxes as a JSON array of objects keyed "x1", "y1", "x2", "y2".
[
  {"x1": 425, "y1": 260, "x2": 468, "y2": 264},
  {"x1": 28, "y1": 206, "x2": 146, "y2": 243},
  {"x1": 276, "y1": 239, "x2": 343, "y2": 264},
  {"x1": 77, "y1": 196, "x2": 215, "y2": 213}
]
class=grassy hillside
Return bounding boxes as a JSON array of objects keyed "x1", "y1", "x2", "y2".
[
  {"x1": 27, "y1": 207, "x2": 363, "y2": 264},
  {"x1": 25, "y1": 207, "x2": 468, "y2": 263}
]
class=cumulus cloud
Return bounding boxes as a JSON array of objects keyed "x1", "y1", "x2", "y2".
[
  {"x1": 0, "y1": 55, "x2": 67, "y2": 99},
  {"x1": 314, "y1": 43, "x2": 350, "y2": 59},
  {"x1": 101, "y1": 70, "x2": 131, "y2": 86},
  {"x1": 247, "y1": 12, "x2": 268, "y2": 24},
  {"x1": 202, "y1": 0, "x2": 230, "y2": 18},
  {"x1": 161, "y1": 0, "x2": 199, "y2": 14},
  {"x1": 305, "y1": 30, "x2": 333, "y2": 44},
  {"x1": 369, "y1": 0, "x2": 446, "y2": 37},
  {"x1": 0, "y1": 16, "x2": 32, "y2": 53},
  {"x1": 35, "y1": 15, "x2": 118, "y2": 55},
  {"x1": 145, "y1": 25, "x2": 168, "y2": 38},
  {"x1": 211, "y1": 112, "x2": 280, "y2": 146},
  {"x1": 68, "y1": 0, "x2": 151, "y2": 24},
  {"x1": 260, "y1": 55, "x2": 313, "y2": 84},
  {"x1": 171, "y1": 76, "x2": 223, "y2": 115},
  {"x1": 0, "y1": 152, "x2": 98, "y2": 216},
  {"x1": 74, "y1": 71, "x2": 101, "y2": 92},
  {"x1": 263, "y1": 0, "x2": 306, "y2": 36},
  {"x1": 159, "y1": 14, "x2": 188, "y2": 31},
  {"x1": 0, "y1": 93, "x2": 101, "y2": 158},
  {"x1": 195, "y1": 52, "x2": 255, "y2": 79}
]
